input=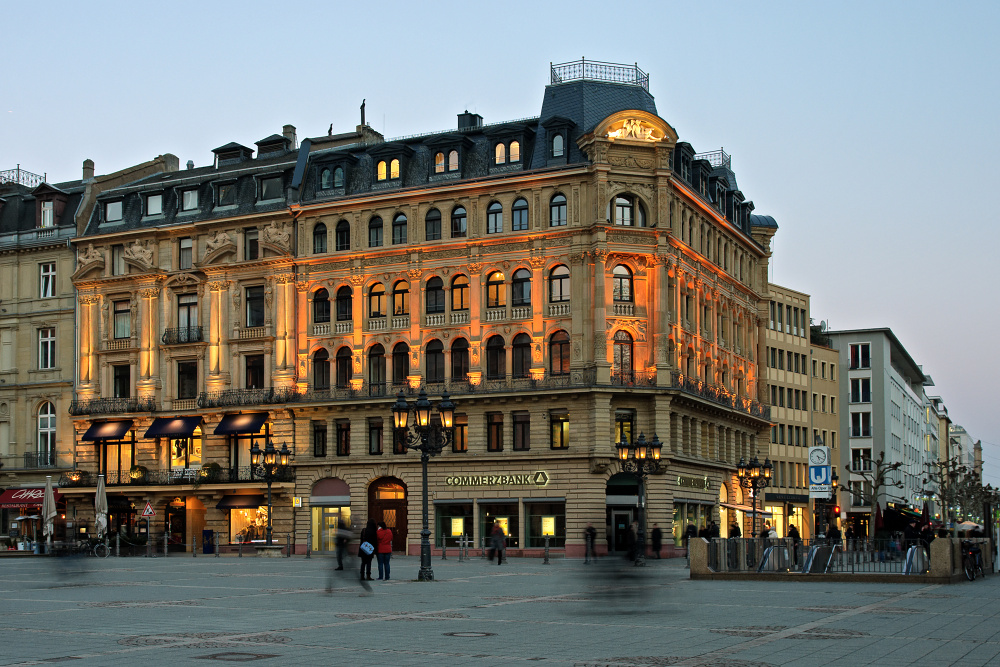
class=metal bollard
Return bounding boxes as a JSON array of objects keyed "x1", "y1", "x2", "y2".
[
  {"x1": 482, "y1": 536, "x2": 487, "y2": 559},
  {"x1": 306, "y1": 530, "x2": 311, "y2": 559},
  {"x1": 543, "y1": 536, "x2": 550, "y2": 565},
  {"x1": 441, "y1": 536, "x2": 447, "y2": 560},
  {"x1": 164, "y1": 532, "x2": 169, "y2": 557},
  {"x1": 286, "y1": 533, "x2": 291, "y2": 557},
  {"x1": 193, "y1": 536, "x2": 197, "y2": 558},
  {"x1": 457, "y1": 535, "x2": 464, "y2": 562},
  {"x1": 214, "y1": 532, "x2": 220, "y2": 558},
  {"x1": 115, "y1": 533, "x2": 120, "y2": 558},
  {"x1": 238, "y1": 539, "x2": 243, "y2": 558}
]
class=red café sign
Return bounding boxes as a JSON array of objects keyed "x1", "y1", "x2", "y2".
[{"x1": 0, "y1": 488, "x2": 62, "y2": 508}]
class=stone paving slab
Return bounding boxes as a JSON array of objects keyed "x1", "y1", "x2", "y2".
[{"x1": 0, "y1": 554, "x2": 996, "y2": 666}]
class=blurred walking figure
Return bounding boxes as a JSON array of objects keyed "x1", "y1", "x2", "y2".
[
  {"x1": 650, "y1": 523, "x2": 662, "y2": 559},
  {"x1": 626, "y1": 521, "x2": 638, "y2": 562},
  {"x1": 359, "y1": 519, "x2": 377, "y2": 581},
  {"x1": 376, "y1": 521, "x2": 393, "y2": 580},
  {"x1": 583, "y1": 523, "x2": 597, "y2": 564},
  {"x1": 488, "y1": 521, "x2": 505, "y2": 565},
  {"x1": 327, "y1": 519, "x2": 371, "y2": 594}
]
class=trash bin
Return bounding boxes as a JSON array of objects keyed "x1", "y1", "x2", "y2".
[{"x1": 203, "y1": 530, "x2": 214, "y2": 555}]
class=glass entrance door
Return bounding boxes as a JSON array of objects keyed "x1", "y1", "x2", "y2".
[{"x1": 609, "y1": 509, "x2": 634, "y2": 553}]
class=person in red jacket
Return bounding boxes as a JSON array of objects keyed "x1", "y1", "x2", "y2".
[{"x1": 376, "y1": 521, "x2": 393, "y2": 580}]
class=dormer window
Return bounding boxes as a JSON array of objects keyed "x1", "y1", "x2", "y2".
[
  {"x1": 39, "y1": 201, "x2": 54, "y2": 228},
  {"x1": 321, "y1": 168, "x2": 333, "y2": 189},
  {"x1": 495, "y1": 144, "x2": 506, "y2": 165},
  {"x1": 334, "y1": 167, "x2": 344, "y2": 187},
  {"x1": 319, "y1": 165, "x2": 346, "y2": 190},
  {"x1": 552, "y1": 134, "x2": 564, "y2": 158},
  {"x1": 434, "y1": 153, "x2": 445, "y2": 174},
  {"x1": 105, "y1": 201, "x2": 123, "y2": 222},
  {"x1": 217, "y1": 183, "x2": 237, "y2": 207},
  {"x1": 260, "y1": 176, "x2": 283, "y2": 201},
  {"x1": 448, "y1": 150, "x2": 458, "y2": 171},
  {"x1": 181, "y1": 189, "x2": 199, "y2": 211},
  {"x1": 145, "y1": 193, "x2": 163, "y2": 216},
  {"x1": 510, "y1": 141, "x2": 520, "y2": 162},
  {"x1": 377, "y1": 159, "x2": 400, "y2": 181},
  {"x1": 495, "y1": 141, "x2": 521, "y2": 164}
]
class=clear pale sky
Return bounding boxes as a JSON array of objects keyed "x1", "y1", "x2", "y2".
[{"x1": 3, "y1": 1, "x2": 998, "y2": 482}]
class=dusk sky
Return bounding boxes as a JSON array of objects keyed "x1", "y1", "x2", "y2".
[{"x1": 3, "y1": 1, "x2": 998, "y2": 482}]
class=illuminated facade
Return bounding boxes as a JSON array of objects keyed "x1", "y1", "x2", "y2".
[{"x1": 61, "y1": 61, "x2": 776, "y2": 556}]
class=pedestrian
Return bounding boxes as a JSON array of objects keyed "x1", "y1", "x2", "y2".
[
  {"x1": 698, "y1": 524, "x2": 710, "y2": 540},
  {"x1": 709, "y1": 521, "x2": 720, "y2": 539},
  {"x1": 626, "y1": 521, "x2": 639, "y2": 562},
  {"x1": 650, "y1": 523, "x2": 663, "y2": 559},
  {"x1": 904, "y1": 519, "x2": 920, "y2": 550},
  {"x1": 826, "y1": 523, "x2": 841, "y2": 545},
  {"x1": 334, "y1": 519, "x2": 351, "y2": 571},
  {"x1": 583, "y1": 522, "x2": 597, "y2": 564},
  {"x1": 376, "y1": 521, "x2": 393, "y2": 581},
  {"x1": 729, "y1": 521, "x2": 741, "y2": 539},
  {"x1": 488, "y1": 521, "x2": 505, "y2": 565},
  {"x1": 359, "y1": 518, "x2": 377, "y2": 581},
  {"x1": 788, "y1": 524, "x2": 801, "y2": 565}
]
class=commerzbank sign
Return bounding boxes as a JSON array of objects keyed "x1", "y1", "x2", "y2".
[{"x1": 445, "y1": 471, "x2": 549, "y2": 487}]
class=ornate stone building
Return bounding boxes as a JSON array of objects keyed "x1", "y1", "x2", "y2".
[{"x1": 61, "y1": 60, "x2": 776, "y2": 556}]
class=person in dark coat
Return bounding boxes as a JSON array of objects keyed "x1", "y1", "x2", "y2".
[
  {"x1": 788, "y1": 524, "x2": 801, "y2": 565},
  {"x1": 583, "y1": 523, "x2": 597, "y2": 564},
  {"x1": 729, "y1": 521, "x2": 741, "y2": 539},
  {"x1": 650, "y1": 524, "x2": 663, "y2": 559},
  {"x1": 626, "y1": 521, "x2": 639, "y2": 561},
  {"x1": 359, "y1": 518, "x2": 377, "y2": 581},
  {"x1": 488, "y1": 521, "x2": 505, "y2": 565},
  {"x1": 709, "y1": 521, "x2": 720, "y2": 539},
  {"x1": 903, "y1": 519, "x2": 921, "y2": 549}
]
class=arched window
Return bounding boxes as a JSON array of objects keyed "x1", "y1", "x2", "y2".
[
  {"x1": 313, "y1": 288, "x2": 330, "y2": 323},
  {"x1": 451, "y1": 206, "x2": 467, "y2": 238},
  {"x1": 613, "y1": 330, "x2": 633, "y2": 381},
  {"x1": 486, "y1": 335, "x2": 505, "y2": 380},
  {"x1": 313, "y1": 222, "x2": 327, "y2": 254},
  {"x1": 512, "y1": 268, "x2": 531, "y2": 306},
  {"x1": 333, "y1": 166, "x2": 344, "y2": 188},
  {"x1": 425, "y1": 277, "x2": 444, "y2": 314},
  {"x1": 451, "y1": 275, "x2": 469, "y2": 311},
  {"x1": 426, "y1": 339, "x2": 444, "y2": 383},
  {"x1": 392, "y1": 280, "x2": 409, "y2": 316},
  {"x1": 368, "y1": 344, "x2": 386, "y2": 393},
  {"x1": 335, "y1": 220, "x2": 350, "y2": 251},
  {"x1": 368, "y1": 283, "x2": 385, "y2": 318},
  {"x1": 610, "y1": 195, "x2": 646, "y2": 227},
  {"x1": 336, "y1": 286, "x2": 352, "y2": 321},
  {"x1": 510, "y1": 141, "x2": 520, "y2": 162},
  {"x1": 368, "y1": 217, "x2": 383, "y2": 247},
  {"x1": 451, "y1": 338, "x2": 469, "y2": 380},
  {"x1": 389, "y1": 158, "x2": 400, "y2": 179},
  {"x1": 377, "y1": 160, "x2": 387, "y2": 181},
  {"x1": 313, "y1": 348, "x2": 330, "y2": 390},
  {"x1": 552, "y1": 133, "x2": 564, "y2": 157},
  {"x1": 37, "y1": 401, "x2": 55, "y2": 461},
  {"x1": 512, "y1": 198, "x2": 528, "y2": 231},
  {"x1": 434, "y1": 152, "x2": 445, "y2": 174},
  {"x1": 495, "y1": 143, "x2": 506, "y2": 164},
  {"x1": 550, "y1": 194, "x2": 567, "y2": 227},
  {"x1": 392, "y1": 342, "x2": 409, "y2": 385},
  {"x1": 392, "y1": 213, "x2": 407, "y2": 245},
  {"x1": 549, "y1": 265, "x2": 570, "y2": 302},
  {"x1": 425, "y1": 208, "x2": 442, "y2": 241},
  {"x1": 549, "y1": 330, "x2": 570, "y2": 376},
  {"x1": 612, "y1": 265, "x2": 633, "y2": 302},
  {"x1": 486, "y1": 271, "x2": 505, "y2": 308},
  {"x1": 335, "y1": 346, "x2": 352, "y2": 388},
  {"x1": 320, "y1": 168, "x2": 332, "y2": 190},
  {"x1": 487, "y1": 201, "x2": 503, "y2": 234},
  {"x1": 512, "y1": 333, "x2": 531, "y2": 378},
  {"x1": 447, "y1": 150, "x2": 458, "y2": 171}
]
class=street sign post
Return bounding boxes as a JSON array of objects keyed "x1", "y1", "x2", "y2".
[
  {"x1": 141, "y1": 501, "x2": 156, "y2": 517},
  {"x1": 808, "y1": 446, "x2": 832, "y2": 498}
]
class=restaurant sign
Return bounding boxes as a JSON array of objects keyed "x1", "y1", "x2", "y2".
[
  {"x1": 676, "y1": 475, "x2": 710, "y2": 490},
  {"x1": 445, "y1": 471, "x2": 549, "y2": 487}
]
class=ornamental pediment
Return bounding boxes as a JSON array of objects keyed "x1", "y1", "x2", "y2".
[{"x1": 606, "y1": 118, "x2": 665, "y2": 142}]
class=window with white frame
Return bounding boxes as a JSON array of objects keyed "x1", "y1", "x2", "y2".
[
  {"x1": 179, "y1": 237, "x2": 193, "y2": 270},
  {"x1": 38, "y1": 328, "x2": 55, "y2": 369},
  {"x1": 105, "y1": 201, "x2": 123, "y2": 222},
  {"x1": 39, "y1": 263, "x2": 55, "y2": 298},
  {"x1": 37, "y1": 402, "x2": 55, "y2": 461},
  {"x1": 40, "y1": 201, "x2": 54, "y2": 228},
  {"x1": 849, "y1": 343, "x2": 870, "y2": 369},
  {"x1": 260, "y1": 176, "x2": 283, "y2": 201},
  {"x1": 146, "y1": 193, "x2": 163, "y2": 216},
  {"x1": 113, "y1": 300, "x2": 130, "y2": 339},
  {"x1": 181, "y1": 189, "x2": 199, "y2": 211}
]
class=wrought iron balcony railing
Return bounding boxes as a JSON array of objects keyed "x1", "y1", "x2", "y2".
[
  {"x1": 162, "y1": 326, "x2": 204, "y2": 344},
  {"x1": 671, "y1": 372, "x2": 770, "y2": 421},
  {"x1": 58, "y1": 465, "x2": 294, "y2": 488},
  {"x1": 610, "y1": 369, "x2": 657, "y2": 387},
  {"x1": 0, "y1": 452, "x2": 58, "y2": 470},
  {"x1": 68, "y1": 396, "x2": 157, "y2": 416},
  {"x1": 197, "y1": 387, "x2": 302, "y2": 409},
  {"x1": 550, "y1": 58, "x2": 649, "y2": 91}
]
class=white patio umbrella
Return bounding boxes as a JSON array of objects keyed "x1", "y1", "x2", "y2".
[
  {"x1": 41, "y1": 475, "x2": 57, "y2": 551},
  {"x1": 95, "y1": 474, "x2": 108, "y2": 539},
  {"x1": 956, "y1": 521, "x2": 982, "y2": 532}
]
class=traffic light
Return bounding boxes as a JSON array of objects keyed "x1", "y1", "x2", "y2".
[{"x1": 833, "y1": 505, "x2": 841, "y2": 514}]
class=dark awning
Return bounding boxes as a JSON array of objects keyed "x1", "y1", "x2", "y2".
[
  {"x1": 144, "y1": 416, "x2": 203, "y2": 439},
  {"x1": 214, "y1": 412, "x2": 268, "y2": 435},
  {"x1": 81, "y1": 420, "x2": 134, "y2": 442},
  {"x1": 0, "y1": 488, "x2": 63, "y2": 509},
  {"x1": 216, "y1": 494, "x2": 266, "y2": 510}
]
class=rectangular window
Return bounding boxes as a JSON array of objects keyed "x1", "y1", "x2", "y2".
[
  {"x1": 38, "y1": 328, "x2": 55, "y2": 369},
  {"x1": 336, "y1": 420, "x2": 350, "y2": 456},
  {"x1": 112, "y1": 244, "x2": 125, "y2": 275},
  {"x1": 313, "y1": 420, "x2": 328, "y2": 457},
  {"x1": 112, "y1": 364, "x2": 130, "y2": 397},
  {"x1": 393, "y1": 428, "x2": 407, "y2": 455},
  {"x1": 851, "y1": 448, "x2": 873, "y2": 472},
  {"x1": 177, "y1": 360, "x2": 198, "y2": 399},
  {"x1": 246, "y1": 286, "x2": 265, "y2": 327},
  {"x1": 794, "y1": 389, "x2": 801, "y2": 410},
  {"x1": 39, "y1": 263, "x2": 56, "y2": 298},
  {"x1": 850, "y1": 343, "x2": 871, "y2": 369},
  {"x1": 244, "y1": 228, "x2": 259, "y2": 260},
  {"x1": 179, "y1": 237, "x2": 193, "y2": 270},
  {"x1": 452, "y1": 414, "x2": 468, "y2": 453},
  {"x1": 260, "y1": 176, "x2": 283, "y2": 201},
  {"x1": 146, "y1": 194, "x2": 162, "y2": 216},
  {"x1": 178, "y1": 293, "x2": 198, "y2": 330},
  {"x1": 776, "y1": 303, "x2": 783, "y2": 331},
  {"x1": 821, "y1": 362, "x2": 826, "y2": 379},
  {"x1": 793, "y1": 353, "x2": 800, "y2": 374},
  {"x1": 513, "y1": 412, "x2": 530, "y2": 451},
  {"x1": 778, "y1": 388, "x2": 784, "y2": 408},
  {"x1": 850, "y1": 378, "x2": 871, "y2": 403},
  {"x1": 778, "y1": 424, "x2": 785, "y2": 444},
  {"x1": 812, "y1": 359, "x2": 817, "y2": 377},
  {"x1": 770, "y1": 385, "x2": 777, "y2": 405},
  {"x1": 181, "y1": 189, "x2": 199, "y2": 211},
  {"x1": 770, "y1": 425, "x2": 777, "y2": 443},
  {"x1": 851, "y1": 411, "x2": 872, "y2": 437},
  {"x1": 785, "y1": 305, "x2": 791, "y2": 333},
  {"x1": 830, "y1": 397, "x2": 836, "y2": 414},
  {"x1": 550, "y1": 410, "x2": 569, "y2": 449},
  {"x1": 512, "y1": 205, "x2": 528, "y2": 231},
  {"x1": 614, "y1": 410, "x2": 634, "y2": 446},
  {"x1": 769, "y1": 347, "x2": 776, "y2": 368},
  {"x1": 367, "y1": 418, "x2": 383, "y2": 455},
  {"x1": 218, "y1": 183, "x2": 236, "y2": 207},
  {"x1": 769, "y1": 301, "x2": 775, "y2": 329},
  {"x1": 113, "y1": 300, "x2": 130, "y2": 339},
  {"x1": 812, "y1": 393, "x2": 817, "y2": 411},
  {"x1": 821, "y1": 395, "x2": 827, "y2": 412},
  {"x1": 40, "y1": 201, "x2": 54, "y2": 228},
  {"x1": 487, "y1": 412, "x2": 504, "y2": 452},
  {"x1": 105, "y1": 201, "x2": 123, "y2": 222},
  {"x1": 245, "y1": 354, "x2": 264, "y2": 389}
]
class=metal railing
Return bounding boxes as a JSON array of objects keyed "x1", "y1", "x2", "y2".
[
  {"x1": 0, "y1": 165, "x2": 45, "y2": 188},
  {"x1": 69, "y1": 396, "x2": 157, "y2": 415},
  {"x1": 162, "y1": 326, "x2": 203, "y2": 344},
  {"x1": 197, "y1": 387, "x2": 301, "y2": 408},
  {"x1": 707, "y1": 538, "x2": 931, "y2": 575},
  {"x1": 0, "y1": 452, "x2": 58, "y2": 470},
  {"x1": 672, "y1": 372, "x2": 770, "y2": 420},
  {"x1": 693, "y1": 149, "x2": 732, "y2": 170},
  {"x1": 550, "y1": 59, "x2": 649, "y2": 91},
  {"x1": 59, "y1": 465, "x2": 293, "y2": 488},
  {"x1": 610, "y1": 369, "x2": 656, "y2": 387}
]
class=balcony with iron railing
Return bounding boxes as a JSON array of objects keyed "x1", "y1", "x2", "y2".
[
  {"x1": 69, "y1": 396, "x2": 157, "y2": 416},
  {"x1": 550, "y1": 58, "x2": 649, "y2": 91},
  {"x1": 162, "y1": 326, "x2": 204, "y2": 345},
  {"x1": 692, "y1": 148, "x2": 732, "y2": 170},
  {"x1": 1, "y1": 451, "x2": 59, "y2": 470},
  {"x1": 58, "y1": 465, "x2": 294, "y2": 488},
  {"x1": 197, "y1": 387, "x2": 302, "y2": 409},
  {"x1": 670, "y1": 372, "x2": 770, "y2": 421},
  {"x1": 0, "y1": 165, "x2": 45, "y2": 188}
]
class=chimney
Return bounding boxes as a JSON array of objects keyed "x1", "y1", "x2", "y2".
[
  {"x1": 82, "y1": 159, "x2": 95, "y2": 181},
  {"x1": 186, "y1": 160, "x2": 194, "y2": 170},
  {"x1": 457, "y1": 110, "x2": 483, "y2": 130},
  {"x1": 282, "y1": 124, "x2": 297, "y2": 149}
]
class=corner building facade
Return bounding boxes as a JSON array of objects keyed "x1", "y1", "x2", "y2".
[{"x1": 64, "y1": 62, "x2": 775, "y2": 556}]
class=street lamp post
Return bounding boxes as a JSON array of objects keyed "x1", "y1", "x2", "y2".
[
  {"x1": 249, "y1": 437, "x2": 291, "y2": 547},
  {"x1": 392, "y1": 388, "x2": 455, "y2": 581},
  {"x1": 615, "y1": 432, "x2": 663, "y2": 565},
  {"x1": 736, "y1": 453, "x2": 773, "y2": 539}
]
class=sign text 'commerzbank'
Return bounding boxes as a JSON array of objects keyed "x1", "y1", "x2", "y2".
[{"x1": 445, "y1": 471, "x2": 549, "y2": 487}]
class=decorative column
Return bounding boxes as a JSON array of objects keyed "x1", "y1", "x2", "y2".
[
  {"x1": 529, "y1": 256, "x2": 545, "y2": 380},
  {"x1": 206, "y1": 280, "x2": 231, "y2": 392},
  {"x1": 272, "y1": 273, "x2": 296, "y2": 389},
  {"x1": 467, "y1": 262, "x2": 483, "y2": 386},
  {"x1": 592, "y1": 249, "x2": 610, "y2": 383},
  {"x1": 136, "y1": 287, "x2": 160, "y2": 401},
  {"x1": 295, "y1": 281, "x2": 309, "y2": 392},
  {"x1": 77, "y1": 295, "x2": 100, "y2": 398}
]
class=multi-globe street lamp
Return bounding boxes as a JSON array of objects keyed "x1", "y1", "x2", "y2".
[
  {"x1": 736, "y1": 453, "x2": 773, "y2": 538},
  {"x1": 392, "y1": 388, "x2": 455, "y2": 581},
  {"x1": 615, "y1": 432, "x2": 663, "y2": 565},
  {"x1": 249, "y1": 437, "x2": 291, "y2": 547}
]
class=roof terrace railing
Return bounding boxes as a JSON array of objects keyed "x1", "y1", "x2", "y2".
[
  {"x1": 0, "y1": 165, "x2": 45, "y2": 189},
  {"x1": 550, "y1": 59, "x2": 649, "y2": 91},
  {"x1": 693, "y1": 148, "x2": 732, "y2": 170}
]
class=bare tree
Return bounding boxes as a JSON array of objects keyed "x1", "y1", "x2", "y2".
[
  {"x1": 847, "y1": 451, "x2": 903, "y2": 537},
  {"x1": 923, "y1": 455, "x2": 971, "y2": 537}
]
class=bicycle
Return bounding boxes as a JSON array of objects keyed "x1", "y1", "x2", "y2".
[
  {"x1": 93, "y1": 540, "x2": 110, "y2": 558},
  {"x1": 962, "y1": 540, "x2": 984, "y2": 581}
]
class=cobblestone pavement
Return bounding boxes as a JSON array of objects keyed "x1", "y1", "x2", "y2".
[{"x1": 0, "y1": 553, "x2": 997, "y2": 666}]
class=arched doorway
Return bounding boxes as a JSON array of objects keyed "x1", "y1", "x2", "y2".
[
  {"x1": 311, "y1": 478, "x2": 351, "y2": 553},
  {"x1": 368, "y1": 477, "x2": 407, "y2": 552},
  {"x1": 605, "y1": 472, "x2": 639, "y2": 553}
]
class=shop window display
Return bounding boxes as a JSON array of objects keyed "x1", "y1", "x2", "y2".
[
  {"x1": 232, "y1": 505, "x2": 268, "y2": 543},
  {"x1": 434, "y1": 503, "x2": 472, "y2": 548},
  {"x1": 525, "y1": 502, "x2": 565, "y2": 547}
]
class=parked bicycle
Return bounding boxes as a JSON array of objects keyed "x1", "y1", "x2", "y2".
[{"x1": 962, "y1": 540, "x2": 985, "y2": 581}]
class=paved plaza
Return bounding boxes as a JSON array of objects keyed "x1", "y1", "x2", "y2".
[{"x1": 0, "y1": 553, "x2": 998, "y2": 666}]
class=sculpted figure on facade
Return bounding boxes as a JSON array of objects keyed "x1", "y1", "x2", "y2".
[
  {"x1": 78, "y1": 243, "x2": 102, "y2": 267},
  {"x1": 124, "y1": 239, "x2": 154, "y2": 267},
  {"x1": 262, "y1": 220, "x2": 291, "y2": 251},
  {"x1": 206, "y1": 229, "x2": 232, "y2": 253}
]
